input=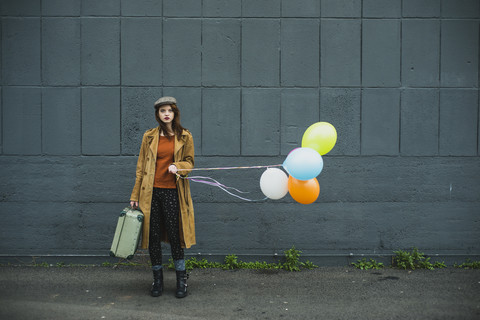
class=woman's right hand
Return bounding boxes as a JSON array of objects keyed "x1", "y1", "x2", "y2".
[{"x1": 130, "y1": 201, "x2": 138, "y2": 209}]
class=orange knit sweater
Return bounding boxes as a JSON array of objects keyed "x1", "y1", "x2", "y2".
[{"x1": 153, "y1": 136, "x2": 176, "y2": 189}]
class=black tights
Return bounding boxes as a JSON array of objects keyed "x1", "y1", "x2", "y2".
[{"x1": 149, "y1": 188, "x2": 184, "y2": 266}]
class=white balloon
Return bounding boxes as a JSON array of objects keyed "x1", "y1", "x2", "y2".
[{"x1": 260, "y1": 168, "x2": 289, "y2": 200}]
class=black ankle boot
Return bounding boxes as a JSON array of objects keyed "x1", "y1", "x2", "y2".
[
  {"x1": 175, "y1": 270, "x2": 189, "y2": 298},
  {"x1": 151, "y1": 269, "x2": 163, "y2": 297}
]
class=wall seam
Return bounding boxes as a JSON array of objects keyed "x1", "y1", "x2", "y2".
[
  {"x1": 318, "y1": 12, "x2": 322, "y2": 122},
  {"x1": 477, "y1": 21, "x2": 480, "y2": 156},
  {"x1": 200, "y1": 0, "x2": 204, "y2": 156},
  {"x1": 398, "y1": 1, "x2": 403, "y2": 155},
  {"x1": 239, "y1": 12, "x2": 243, "y2": 156},
  {"x1": 437, "y1": 1, "x2": 442, "y2": 155},
  {"x1": 359, "y1": 0, "x2": 364, "y2": 156},
  {"x1": 279, "y1": 0, "x2": 282, "y2": 87},
  {"x1": 40, "y1": 0, "x2": 44, "y2": 155},
  {"x1": 119, "y1": 3, "x2": 123, "y2": 155},
  {"x1": 0, "y1": 48, "x2": 2, "y2": 155},
  {"x1": 80, "y1": 0, "x2": 84, "y2": 155}
]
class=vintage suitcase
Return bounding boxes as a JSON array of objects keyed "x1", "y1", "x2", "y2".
[{"x1": 109, "y1": 207, "x2": 144, "y2": 259}]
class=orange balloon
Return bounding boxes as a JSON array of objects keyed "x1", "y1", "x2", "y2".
[{"x1": 288, "y1": 176, "x2": 320, "y2": 204}]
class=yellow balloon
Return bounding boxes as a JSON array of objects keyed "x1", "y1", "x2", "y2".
[{"x1": 302, "y1": 122, "x2": 337, "y2": 155}]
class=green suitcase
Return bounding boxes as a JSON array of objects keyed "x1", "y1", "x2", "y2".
[{"x1": 109, "y1": 207, "x2": 144, "y2": 260}]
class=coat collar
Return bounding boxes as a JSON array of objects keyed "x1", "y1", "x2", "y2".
[{"x1": 146, "y1": 127, "x2": 188, "y2": 156}]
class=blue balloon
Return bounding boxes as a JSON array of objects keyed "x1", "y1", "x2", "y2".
[{"x1": 283, "y1": 147, "x2": 323, "y2": 181}]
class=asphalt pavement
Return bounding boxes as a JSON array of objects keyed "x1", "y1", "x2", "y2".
[{"x1": 0, "y1": 266, "x2": 479, "y2": 320}]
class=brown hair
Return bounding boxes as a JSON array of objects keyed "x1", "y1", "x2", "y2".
[{"x1": 154, "y1": 103, "x2": 186, "y2": 140}]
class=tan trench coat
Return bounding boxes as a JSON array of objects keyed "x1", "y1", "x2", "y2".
[{"x1": 130, "y1": 127, "x2": 195, "y2": 249}]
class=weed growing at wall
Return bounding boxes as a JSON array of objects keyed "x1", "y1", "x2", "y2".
[
  {"x1": 454, "y1": 259, "x2": 480, "y2": 269},
  {"x1": 164, "y1": 246, "x2": 318, "y2": 272},
  {"x1": 351, "y1": 248, "x2": 450, "y2": 270},
  {"x1": 392, "y1": 247, "x2": 446, "y2": 270},
  {"x1": 351, "y1": 258, "x2": 384, "y2": 270}
]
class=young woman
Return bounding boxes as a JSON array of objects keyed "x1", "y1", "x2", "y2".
[{"x1": 130, "y1": 96, "x2": 195, "y2": 298}]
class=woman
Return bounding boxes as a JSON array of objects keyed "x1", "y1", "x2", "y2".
[{"x1": 130, "y1": 96, "x2": 195, "y2": 298}]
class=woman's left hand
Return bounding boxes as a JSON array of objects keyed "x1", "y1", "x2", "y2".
[{"x1": 168, "y1": 164, "x2": 178, "y2": 174}]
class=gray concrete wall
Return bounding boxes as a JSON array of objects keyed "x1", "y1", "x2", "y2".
[{"x1": 0, "y1": 0, "x2": 479, "y2": 264}]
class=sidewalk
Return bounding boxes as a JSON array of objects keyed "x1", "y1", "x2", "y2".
[{"x1": 0, "y1": 266, "x2": 479, "y2": 319}]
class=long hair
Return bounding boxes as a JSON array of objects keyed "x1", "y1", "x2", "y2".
[{"x1": 154, "y1": 103, "x2": 186, "y2": 140}]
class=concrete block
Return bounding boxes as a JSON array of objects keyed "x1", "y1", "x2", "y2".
[
  {"x1": 2, "y1": 18, "x2": 41, "y2": 85},
  {"x1": 194, "y1": 203, "x2": 282, "y2": 251},
  {"x1": 242, "y1": 89, "x2": 280, "y2": 155},
  {"x1": 42, "y1": 88, "x2": 81, "y2": 155},
  {"x1": 121, "y1": 18, "x2": 162, "y2": 86},
  {"x1": 42, "y1": 18, "x2": 81, "y2": 85},
  {"x1": 193, "y1": 201, "x2": 480, "y2": 254},
  {"x1": 120, "y1": 0, "x2": 162, "y2": 16},
  {"x1": 439, "y1": 89, "x2": 478, "y2": 156},
  {"x1": 242, "y1": 0, "x2": 281, "y2": 17},
  {"x1": 0, "y1": 88, "x2": 2, "y2": 154},
  {"x1": 2, "y1": 199, "x2": 479, "y2": 255},
  {"x1": 400, "y1": 89, "x2": 439, "y2": 156},
  {"x1": 81, "y1": 0, "x2": 120, "y2": 16},
  {"x1": 280, "y1": 89, "x2": 319, "y2": 155},
  {"x1": 163, "y1": 19, "x2": 201, "y2": 86},
  {"x1": 281, "y1": 0, "x2": 320, "y2": 17},
  {"x1": 0, "y1": 156, "x2": 139, "y2": 203},
  {"x1": 203, "y1": 0, "x2": 241, "y2": 17},
  {"x1": 163, "y1": 0, "x2": 201, "y2": 17},
  {"x1": 242, "y1": 19, "x2": 280, "y2": 87},
  {"x1": 440, "y1": 20, "x2": 478, "y2": 87},
  {"x1": 320, "y1": 157, "x2": 480, "y2": 203},
  {"x1": 320, "y1": 88, "x2": 361, "y2": 155},
  {"x1": 202, "y1": 88, "x2": 241, "y2": 155},
  {"x1": 0, "y1": 202, "x2": 80, "y2": 252},
  {"x1": 82, "y1": 88, "x2": 121, "y2": 155},
  {"x1": 0, "y1": 201, "x2": 122, "y2": 253},
  {"x1": 42, "y1": 0, "x2": 80, "y2": 16},
  {"x1": 321, "y1": 19, "x2": 361, "y2": 86},
  {"x1": 402, "y1": 20, "x2": 440, "y2": 87},
  {"x1": 2, "y1": 87, "x2": 42, "y2": 155},
  {"x1": 362, "y1": 20, "x2": 400, "y2": 87},
  {"x1": 0, "y1": 22, "x2": 2, "y2": 84},
  {"x1": 441, "y1": 0, "x2": 479, "y2": 18},
  {"x1": 402, "y1": 0, "x2": 440, "y2": 17},
  {"x1": 75, "y1": 203, "x2": 129, "y2": 250},
  {"x1": 0, "y1": 0, "x2": 40, "y2": 16},
  {"x1": 321, "y1": 0, "x2": 361, "y2": 17},
  {"x1": 281, "y1": 19, "x2": 319, "y2": 87},
  {"x1": 162, "y1": 87, "x2": 202, "y2": 155},
  {"x1": 121, "y1": 87, "x2": 163, "y2": 155},
  {"x1": 81, "y1": 18, "x2": 120, "y2": 85},
  {"x1": 361, "y1": 89, "x2": 400, "y2": 155},
  {"x1": 363, "y1": 0, "x2": 401, "y2": 18},
  {"x1": 202, "y1": 19, "x2": 241, "y2": 86},
  {"x1": 2, "y1": 155, "x2": 479, "y2": 205}
]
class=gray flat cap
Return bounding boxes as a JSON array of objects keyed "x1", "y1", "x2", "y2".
[{"x1": 154, "y1": 96, "x2": 177, "y2": 107}]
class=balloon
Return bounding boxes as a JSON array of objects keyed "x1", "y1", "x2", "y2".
[
  {"x1": 283, "y1": 147, "x2": 323, "y2": 181},
  {"x1": 302, "y1": 122, "x2": 337, "y2": 155},
  {"x1": 288, "y1": 176, "x2": 320, "y2": 204},
  {"x1": 259, "y1": 168, "x2": 289, "y2": 200}
]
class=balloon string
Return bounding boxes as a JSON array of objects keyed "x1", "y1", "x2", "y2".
[
  {"x1": 176, "y1": 164, "x2": 283, "y2": 172},
  {"x1": 176, "y1": 174, "x2": 268, "y2": 202}
]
